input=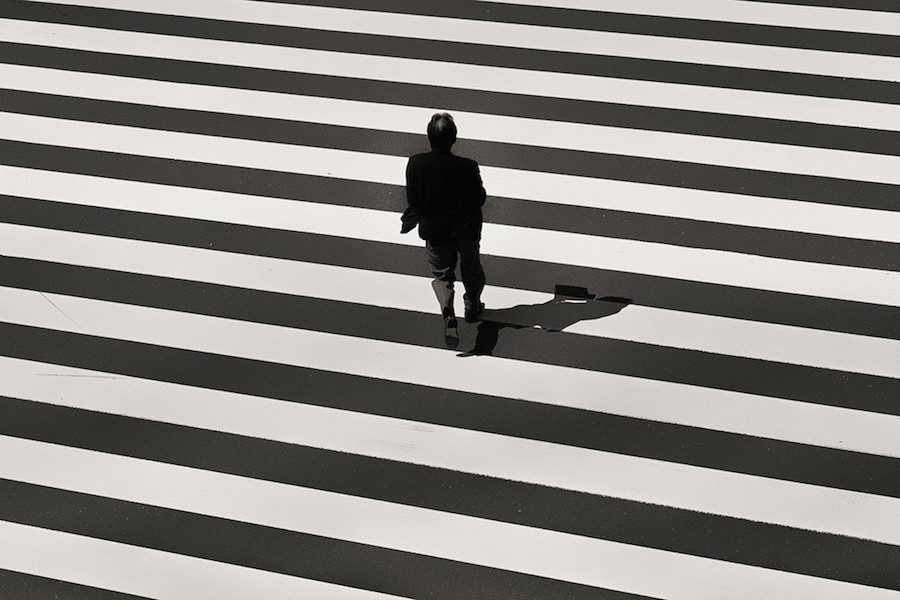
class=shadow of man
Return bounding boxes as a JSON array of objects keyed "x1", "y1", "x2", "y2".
[{"x1": 458, "y1": 285, "x2": 632, "y2": 357}]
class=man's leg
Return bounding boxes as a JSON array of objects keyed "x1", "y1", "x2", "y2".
[
  {"x1": 458, "y1": 238, "x2": 486, "y2": 321},
  {"x1": 425, "y1": 240, "x2": 458, "y2": 317}
]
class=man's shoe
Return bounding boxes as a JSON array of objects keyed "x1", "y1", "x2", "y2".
[
  {"x1": 464, "y1": 302, "x2": 485, "y2": 323},
  {"x1": 444, "y1": 316, "x2": 459, "y2": 350}
]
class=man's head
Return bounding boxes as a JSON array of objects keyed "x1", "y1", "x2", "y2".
[{"x1": 427, "y1": 112, "x2": 457, "y2": 151}]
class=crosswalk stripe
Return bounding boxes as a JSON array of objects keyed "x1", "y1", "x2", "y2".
[
  {"x1": 4, "y1": 255, "x2": 898, "y2": 444},
  {"x1": 4, "y1": 350, "x2": 899, "y2": 467},
  {"x1": 0, "y1": 19, "x2": 667, "y2": 104},
  {"x1": 2, "y1": 422, "x2": 896, "y2": 594},
  {"x1": 2, "y1": 173, "x2": 895, "y2": 309},
  {"x1": 5, "y1": 154, "x2": 900, "y2": 245},
  {"x1": 2, "y1": 288, "x2": 900, "y2": 543},
  {"x1": 6, "y1": 98, "x2": 900, "y2": 186},
  {"x1": 8, "y1": 111, "x2": 900, "y2": 202},
  {"x1": 3, "y1": 283, "x2": 898, "y2": 458},
  {"x1": 5, "y1": 357, "x2": 898, "y2": 506},
  {"x1": 479, "y1": 0, "x2": 900, "y2": 36},
  {"x1": 5, "y1": 284, "x2": 887, "y2": 434},
  {"x1": 11, "y1": 62, "x2": 897, "y2": 160},
  {"x1": 3, "y1": 223, "x2": 898, "y2": 379},
  {"x1": 4, "y1": 19, "x2": 900, "y2": 129},
  {"x1": 1, "y1": 436, "x2": 897, "y2": 600},
  {"x1": 0, "y1": 521, "x2": 412, "y2": 600},
  {"x1": 3, "y1": 350, "x2": 899, "y2": 478},
  {"x1": 25, "y1": 0, "x2": 900, "y2": 81}
]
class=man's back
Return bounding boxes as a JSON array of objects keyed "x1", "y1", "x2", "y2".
[{"x1": 406, "y1": 150, "x2": 486, "y2": 241}]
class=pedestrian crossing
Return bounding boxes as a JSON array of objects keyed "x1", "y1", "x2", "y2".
[
  {"x1": 0, "y1": 1, "x2": 898, "y2": 598},
  {"x1": 17, "y1": 0, "x2": 900, "y2": 80},
  {"x1": 480, "y1": 0, "x2": 900, "y2": 34}
]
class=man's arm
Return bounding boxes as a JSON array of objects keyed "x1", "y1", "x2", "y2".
[
  {"x1": 405, "y1": 157, "x2": 424, "y2": 211},
  {"x1": 470, "y1": 162, "x2": 487, "y2": 209}
]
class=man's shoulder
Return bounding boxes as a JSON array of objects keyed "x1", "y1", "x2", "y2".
[
  {"x1": 409, "y1": 150, "x2": 477, "y2": 160},
  {"x1": 453, "y1": 154, "x2": 479, "y2": 166},
  {"x1": 407, "y1": 152, "x2": 436, "y2": 168},
  {"x1": 408, "y1": 151, "x2": 479, "y2": 170}
]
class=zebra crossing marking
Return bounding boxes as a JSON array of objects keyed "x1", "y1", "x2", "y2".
[
  {"x1": 4, "y1": 354, "x2": 899, "y2": 460},
  {"x1": 1, "y1": 435, "x2": 897, "y2": 600},
  {"x1": 22, "y1": 0, "x2": 900, "y2": 81},
  {"x1": 3, "y1": 223, "x2": 899, "y2": 378},
  {"x1": 5, "y1": 160, "x2": 899, "y2": 243},
  {"x1": 7, "y1": 81, "x2": 900, "y2": 182},
  {"x1": 0, "y1": 2, "x2": 897, "y2": 596},
  {"x1": 476, "y1": 0, "x2": 900, "y2": 36},
  {"x1": 2, "y1": 288, "x2": 900, "y2": 546},
  {"x1": 4, "y1": 18, "x2": 900, "y2": 129},
  {"x1": 0, "y1": 521, "x2": 412, "y2": 600}
]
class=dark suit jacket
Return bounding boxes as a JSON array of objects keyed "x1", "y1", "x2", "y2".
[{"x1": 403, "y1": 150, "x2": 486, "y2": 241}]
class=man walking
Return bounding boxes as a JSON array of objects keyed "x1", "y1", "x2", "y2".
[{"x1": 403, "y1": 113, "x2": 487, "y2": 344}]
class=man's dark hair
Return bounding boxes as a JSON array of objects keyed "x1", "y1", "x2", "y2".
[{"x1": 427, "y1": 112, "x2": 457, "y2": 151}]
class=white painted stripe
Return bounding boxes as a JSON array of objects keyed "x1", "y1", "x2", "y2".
[
  {"x1": 3, "y1": 287, "x2": 900, "y2": 546},
  {"x1": 3, "y1": 19, "x2": 900, "y2": 131},
  {"x1": 16, "y1": 62, "x2": 889, "y2": 161},
  {"x1": 5, "y1": 157, "x2": 900, "y2": 246},
  {"x1": 478, "y1": 0, "x2": 900, "y2": 36},
  {"x1": 4, "y1": 110, "x2": 900, "y2": 220},
  {"x1": 0, "y1": 248, "x2": 900, "y2": 457},
  {"x1": 0, "y1": 522, "x2": 411, "y2": 600},
  {"x1": 582, "y1": 305, "x2": 900, "y2": 379},
  {"x1": 6, "y1": 110, "x2": 898, "y2": 189},
  {"x1": 3, "y1": 350, "x2": 899, "y2": 485},
  {"x1": 5, "y1": 67, "x2": 900, "y2": 183},
  {"x1": 2, "y1": 169, "x2": 897, "y2": 309},
  {"x1": 0, "y1": 438, "x2": 897, "y2": 600},
  {"x1": 3, "y1": 223, "x2": 899, "y2": 379},
  {"x1": 27, "y1": 0, "x2": 900, "y2": 81}
]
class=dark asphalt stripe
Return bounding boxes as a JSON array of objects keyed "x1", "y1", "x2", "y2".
[
  {"x1": 3, "y1": 111, "x2": 899, "y2": 210},
  {"x1": 1, "y1": 405, "x2": 898, "y2": 590},
  {"x1": 7, "y1": 83, "x2": 900, "y2": 158},
  {"x1": 1, "y1": 195, "x2": 895, "y2": 342},
  {"x1": 268, "y1": 0, "x2": 900, "y2": 56},
  {"x1": 4, "y1": 57, "x2": 900, "y2": 162},
  {"x1": 1, "y1": 159, "x2": 895, "y2": 272},
  {"x1": 0, "y1": 568, "x2": 152, "y2": 600},
  {"x1": 206, "y1": 0, "x2": 900, "y2": 30},
  {"x1": 0, "y1": 300, "x2": 897, "y2": 497},
  {"x1": 487, "y1": 199, "x2": 898, "y2": 272},
  {"x1": 739, "y1": 0, "x2": 899, "y2": 12},
  {"x1": 3, "y1": 7, "x2": 899, "y2": 104},
  {"x1": 0, "y1": 479, "x2": 646, "y2": 600},
  {"x1": 2, "y1": 95, "x2": 895, "y2": 272},
  {"x1": 5, "y1": 42, "x2": 900, "y2": 153},
  {"x1": 1, "y1": 258, "x2": 897, "y2": 418},
  {"x1": 4, "y1": 0, "x2": 898, "y2": 69},
  {"x1": 4, "y1": 86, "x2": 900, "y2": 174}
]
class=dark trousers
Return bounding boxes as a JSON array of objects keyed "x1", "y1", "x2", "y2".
[{"x1": 425, "y1": 238, "x2": 485, "y2": 318}]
